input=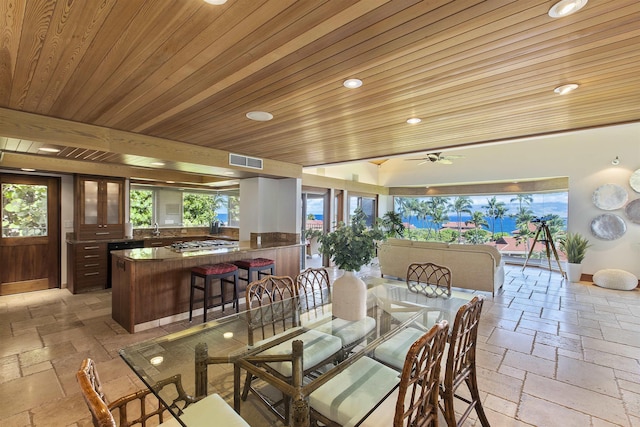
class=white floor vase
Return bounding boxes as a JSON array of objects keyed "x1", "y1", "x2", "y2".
[{"x1": 332, "y1": 270, "x2": 367, "y2": 321}]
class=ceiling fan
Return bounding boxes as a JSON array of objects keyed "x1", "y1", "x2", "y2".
[{"x1": 406, "y1": 152, "x2": 464, "y2": 165}]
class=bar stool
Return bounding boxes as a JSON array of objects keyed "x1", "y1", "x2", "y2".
[
  {"x1": 233, "y1": 258, "x2": 275, "y2": 285},
  {"x1": 189, "y1": 263, "x2": 239, "y2": 322}
]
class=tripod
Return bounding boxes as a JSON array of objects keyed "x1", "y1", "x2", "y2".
[{"x1": 521, "y1": 220, "x2": 565, "y2": 276}]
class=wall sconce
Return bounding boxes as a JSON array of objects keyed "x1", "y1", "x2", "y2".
[{"x1": 611, "y1": 156, "x2": 620, "y2": 166}]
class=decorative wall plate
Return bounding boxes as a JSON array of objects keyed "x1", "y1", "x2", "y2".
[
  {"x1": 624, "y1": 199, "x2": 640, "y2": 224},
  {"x1": 590, "y1": 214, "x2": 626, "y2": 240},
  {"x1": 630, "y1": 169, "x2": 640, "y2": 193},
  {"x1": 592, "y1": 184, "x2": 628, "y2": 210}
]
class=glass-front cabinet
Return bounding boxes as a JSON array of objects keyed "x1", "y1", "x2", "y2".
[{"x1": 75, "y1": 175, "x2": 125, "y2": 240}]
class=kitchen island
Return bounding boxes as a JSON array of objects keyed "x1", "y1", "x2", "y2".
[{"x1": 110, "y1": 241, "x2": 302, "y2": 333}]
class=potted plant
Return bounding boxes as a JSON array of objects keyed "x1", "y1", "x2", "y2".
[
  {"x1": 318, "y1": 208, "x2": 385, "y2": 320},
  {"x1": 560, "y1": 232, "x2": 591, "y2": 282},
  {"x1": 304, "y1": 228, "x2": 323, "y2": 257}
]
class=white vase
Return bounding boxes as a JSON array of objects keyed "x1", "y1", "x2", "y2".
[
  {"x1": 332, "y1": 270, "x2": 367, "y2": 321},
  {"x1": 566, "y1": 262, "x2": 583, "y2": 282}
]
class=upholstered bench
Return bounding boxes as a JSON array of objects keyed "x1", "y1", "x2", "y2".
[{"x1": 593, "y1": 269, "x2": 638, "y2": 291}]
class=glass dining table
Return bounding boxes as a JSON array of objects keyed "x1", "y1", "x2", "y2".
[{"x1": 119, "y1": 277, "x2": 472, "y2": 427}]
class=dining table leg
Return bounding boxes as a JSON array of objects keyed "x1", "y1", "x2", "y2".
[
  {"x1": 290, "y1": 340, "x2": 309, "y2": 427},
  {"x1": 195, "y1": 342, "x2": 208, "y2": 397},
  {"x1": 234, "y1": 364, "x2": 241, "y2": 412}
]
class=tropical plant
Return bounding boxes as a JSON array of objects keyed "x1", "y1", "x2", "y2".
[
  {"x1": 318, "y1": 207, "x2": 385, "y2": 271},
  {"x1": 380, "y1": 210, "x2": 405, "y2": 238},
  {"x1": 559, "y1": 232, "x2": 591, "y2": 264},
  {"x1": 183, "y1": 193, "x2": 223, "y2": 226},
  {"x1": 1, "y1": 183, "x2": 48, "y2": 237},
  {"x1": 452, "y1": 196, "x2": 473, "y2": 242},
  {"x1": 130, "y1": 189, "x2": 153, "y2": 227},
  {"x1": 466, "y1": 210, "x2": 488, "y2": 244}
]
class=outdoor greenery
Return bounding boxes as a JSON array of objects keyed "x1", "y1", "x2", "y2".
[
  {"x1": 380, "y1": 210, "x2": 405, "y2": 238},
  {"x1": 559, "y1": 232, "x2": 591, "y2": 264},
  {"x1": 318, "y1": 207, "x2": 385, "y2": 271},
  {"x1": 1, "y1": 183, "x2": 48, "y2": 237},
  {"x1": 393, "y1": 193, "x2": 568, "y2": 259},
  {"x1": 130, "y1": 189, "x2": 153, "y2": 227},
  {"x1": 129, "y1": 187, "x2": 239, "y2": 228},
  {"x1": 183, "y1": 193, "x2": 223, "y2": 226}
]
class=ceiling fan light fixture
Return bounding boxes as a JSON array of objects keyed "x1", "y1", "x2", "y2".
[
  {"x1": 343, "y1": 78, "x2": 362, "y2": 89},
  {"x1": 548, "y1": 0, "x2": 587, "y2": 18},
  {"x1": 554, "y1": 83, "x2": 579, "y2": 95},
  {"x1": 406, "y1": 117, "x2": 421, "y2": 124}
]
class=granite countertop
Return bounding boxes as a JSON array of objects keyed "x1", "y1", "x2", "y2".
[
  {"x1": 66, "y1": 235, "x2": 236, "y2": 244},
  {"x1": 111, "y1": 241, "x2": 303, "y2": 261}
]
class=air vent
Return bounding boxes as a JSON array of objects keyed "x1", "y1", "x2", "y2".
[{"x1": 229, "y1": 153, "x2": 263, "y2": 170}]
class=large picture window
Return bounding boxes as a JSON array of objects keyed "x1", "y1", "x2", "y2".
[
  {"x1": 130, "y1": 185, "x2": 239, "y2": 228},
  {"x1": 393, "y1": 192, "x2": 568, "y2": 261}
]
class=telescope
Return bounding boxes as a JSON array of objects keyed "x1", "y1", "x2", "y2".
[{"x1": 531, "y1": 215, "x2": 553, "y2": 224}]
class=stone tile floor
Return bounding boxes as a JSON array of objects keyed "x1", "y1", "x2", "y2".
[{"x1": 1, "y1": 264, "x2": 639, "y2": 426}]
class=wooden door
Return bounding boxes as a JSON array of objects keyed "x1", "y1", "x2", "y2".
[{"x1": 0, "y1": 174, "x2": 60, "y2": 295}]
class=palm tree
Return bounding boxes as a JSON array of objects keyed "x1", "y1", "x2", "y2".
[
  {"x1": 466, "y1": 210, "x2": 488, "y2": 244},
  {"x1": 483, "y1": 196, "x2": 506, "y2": 240},
  {"x1": 512, "y1": 206, "x2": 534, "y2": 254},
  {"x1": 431, "y1": 206, "x2": 450, "y2": 240},
  {"x1": 495, "y1": 204, "x2": 508, "y2": 237},
  {"x1": 452, "y1": 196, "x2": 473, "y2": 242}
]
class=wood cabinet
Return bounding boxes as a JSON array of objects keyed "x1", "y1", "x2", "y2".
[
  {"x1": 75, "y1": 176, "x2": 125, "y2": 241},
  {"x1": 67, "y1": 242, "x2": 108, "y2": 293}
]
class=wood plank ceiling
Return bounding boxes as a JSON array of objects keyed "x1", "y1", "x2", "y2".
[{"x1": 0, "y1": 0, "x2": 639, "y2": 181}]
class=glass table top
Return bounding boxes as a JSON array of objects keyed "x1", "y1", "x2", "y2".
[{"x1": 119, "y1": 277, "x2": 473, "y2": 426}]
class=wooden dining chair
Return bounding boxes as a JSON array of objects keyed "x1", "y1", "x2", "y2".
[
  {"x1": 440, "y1": 295, "x2": 489, "y2": 427},
  {"x1": 309, "y1": 320, "x2": 450, "y2": 427},
  {"x1": 296, "y1": 267, "x2": 377, "y2": 362},
  {"x1": 407, "y1": 262, "x2": 452, "y2": 298},
  {"x1": 241, "y1": 275, "x2": 342, "y2": 425},
  {"x1": 76, "y1": 358, "x2": 248, "y2": 427}
]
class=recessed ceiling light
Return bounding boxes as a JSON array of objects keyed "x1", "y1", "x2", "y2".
[
  {"x1": 343, "y1": 78, "x2": 363, "y2": 89},
  {"x1": 151, "y1": 162, "x2": 165, "y2": 166},
  {"x1": 246, "y1": 111, "x2": 273, "y2": 121},
  {"x1": 166, "y1": 181, "x2": 175, "y2": 184},
  {"x1": 21, "y1": 168, "x2": 36, "y2": 172},
  {"x1": 548, "y1": 0, "x2": 588, "y2": 18},
  {"x1": 406, "y1": 118, "x2": 422, "y2": 124},
  {"x1": 553, "y1": 83, "x2": 579, "y2": 95},
  {"x1": 204, "y1": 0, "x2": 227, "y2": 5},
  {"x1": 223, "y1": 171, "x2": 235, "y2": 175},
  {"x1": 39, "y1": 147, "x2": 60, "y2": 153}
]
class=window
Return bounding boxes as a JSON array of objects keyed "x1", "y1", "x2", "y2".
[
  {"x1": 129, "y1": 185, "x2": 240, "y2": 228},
  {"x1": 393, "y1": 192, "x2": 569, "y2": 259},
  {"x1": 1, "y1": 183, "x2": 48, "y2": 237},
  {"x1": 348, "y1": 195, "x2": 377, "y2": 227}
]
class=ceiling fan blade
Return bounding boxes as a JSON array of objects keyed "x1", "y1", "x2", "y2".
[{"x1": 438, "y1": 159, "x2": 453, "y2": 165}]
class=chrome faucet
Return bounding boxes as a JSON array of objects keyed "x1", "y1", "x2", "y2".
[{"x1": 153, "y1": 222, "x2": 160, "y2": 236}]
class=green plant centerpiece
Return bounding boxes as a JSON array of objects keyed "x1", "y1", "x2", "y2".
[
  {"x1": 318, "y1": 207, "x2": 385, "y2": 321},
  {"x1": 559, "y1": 232, "x2": 591, "y2": 282},
  {"x1": 318, "y1": 207, "x2": 385, "y2": 271}
]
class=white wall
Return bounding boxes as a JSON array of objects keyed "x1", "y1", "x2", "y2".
[
  {"x1": 240, "y1": 177, "x2": 301, "y2": 240},
  {"x1": 376, "y1": 123, "x2": 640, "y2": 277}
]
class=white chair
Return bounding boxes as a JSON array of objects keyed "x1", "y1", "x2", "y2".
[{"x1": 310, "y1": 321, "x2": 449, "y2": 427}]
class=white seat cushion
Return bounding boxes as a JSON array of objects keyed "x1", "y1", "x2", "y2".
[
  {"x1": 373, "y1": 327, "x2": 425, "y2": 370},
  {"x1": 159, "y1": 393, "x2": 249, "y2": 427},
  {"x1": 593, "y1": 269, "x2": 638, "y2": 291},
  {"x1": 261, "y1": 329, "x2": 342, "y2": 377},
  {"x1": 315, "y1": 316, "x2": 376, "y2": 346},
  {"x1": 309, "y1": 356, "x2": 400, "y2": 427}
]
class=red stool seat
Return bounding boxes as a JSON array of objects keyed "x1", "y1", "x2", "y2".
[
  {"x1": 190, "y1": 263, "x2": 239, "y2": 323},
  {"x1": 233, "y1": 258, "x2": 275, "y2": 284},
  {"x1": 192, "y1": 263, "x2": 238, "y2": 276},
  {"x1": 234, "y1": 258, "x2": 274, "y2": 269}
]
